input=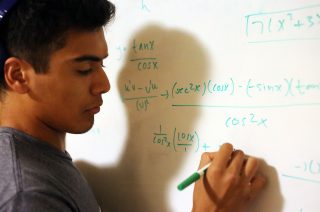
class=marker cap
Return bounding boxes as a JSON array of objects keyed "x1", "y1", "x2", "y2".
[{"x1": 177, "y1": 173, "x2": 201, "y2": 191}]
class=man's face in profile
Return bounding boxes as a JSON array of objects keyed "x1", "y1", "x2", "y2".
[{"x1": 26, "y1": 28, "x2": 110, "y2": 134}]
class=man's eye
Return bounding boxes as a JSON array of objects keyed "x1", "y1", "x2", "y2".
[{"x1": 77, "y1": 69, "x2": 92, "y2": 76}]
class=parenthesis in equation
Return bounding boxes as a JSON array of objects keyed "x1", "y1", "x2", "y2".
[
  {"x1": 284, "y1": 78, "x2": 294, "y2": 97},
  {"x1": 173, "y1": 127, "x2": 177, "y2": 152},
  {"x1": 120, "y1": 95, "x2": 125, "y2": 103},
  {"x1": 194, "y1": 131, "x2": 200, "y2": 153},
  {"x1": 208, "y1": 80, "x2": 213, "y2": 94},
  {"x1": 308, "y1": 160, "x2": 320, "y2": 174},
  {"x1": 172, "y1": 82, "x2": 178, "y2": 99},
  {"x1": 136, "y1": 99, "x2": 140, "y2": 111},
  {"x1": 225, "y1": 117, "x2": 231, "y2": 128},
  {"x1": 202, "y1": 81, "x2": 207, "y2": 96},
  {"x1": 230, "y1": 78, "x2": 235, "y2": 96},
  {"x1": 246, "y1": 79, "x2": 253, "y2": 98}
]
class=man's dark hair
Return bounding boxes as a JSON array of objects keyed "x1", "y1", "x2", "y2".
[{"x1": 0, "y1": 0, "x2": 115, "y2": 87}]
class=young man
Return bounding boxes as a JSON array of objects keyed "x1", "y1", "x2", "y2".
[{"x1": 0, "y1": 0, "x2": 266, "y2": 211}]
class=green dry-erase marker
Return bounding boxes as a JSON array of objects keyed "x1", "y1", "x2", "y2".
[{"x1": 177, "y1": 162, "x2": 212, "y2": 191}]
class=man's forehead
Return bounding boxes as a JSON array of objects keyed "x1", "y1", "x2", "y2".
[
  {"x1": 66, "y1": 28, "x2": 106, "y2": 40},
  {"x1": 56, "y1": 29, "x2": 108, "y2": 61}
]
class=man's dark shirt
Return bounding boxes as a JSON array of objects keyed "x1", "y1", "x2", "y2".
[{"x1": 0, "y1": 127, "x2": 100, "y2": 212}]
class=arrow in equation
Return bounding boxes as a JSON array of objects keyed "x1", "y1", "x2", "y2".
[{"x1": 161, "y1": 90, "x2": 169, "y2": 99}]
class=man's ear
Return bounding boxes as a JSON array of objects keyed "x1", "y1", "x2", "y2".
[{"x1": 3, "y1": 57, "x2": 31, "y2": 93}]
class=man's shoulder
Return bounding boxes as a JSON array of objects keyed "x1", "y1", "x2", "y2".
[
  {"x1": 0, "y1": 129, "x2": 19, "y2": 208},
  {"x1": 0, "y1": 128, "x2": 58, "y2": 209},
  {"x1": 0, "y1": 127, "x2": 64, "y2": 193},
  {"x1": 0, "y1": 128, "x2": 100, "y2": 211}
]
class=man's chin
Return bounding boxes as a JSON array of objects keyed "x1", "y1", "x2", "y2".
[{"x1": 68, "y1": 122, "x2": 94, "y2": 134}]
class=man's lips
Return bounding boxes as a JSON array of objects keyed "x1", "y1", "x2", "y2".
[
  {"x1": 86, "y1": 106, "x2": 101, "y2": 114},
  {"x1": 86, "y1": 102, "x2": 103, "y2": 114}
]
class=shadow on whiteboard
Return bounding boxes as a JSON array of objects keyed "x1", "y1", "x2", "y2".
[
  {"x1": 76, "y1": 24, "x2": 209, "y2": 212},
  {"x1": 248, "y1": 159, "x2": 284, "y2": 212}
]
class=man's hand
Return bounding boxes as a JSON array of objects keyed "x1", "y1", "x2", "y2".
[{"x1": 192, "y1": 143, "x2": 266, "y2": 212}]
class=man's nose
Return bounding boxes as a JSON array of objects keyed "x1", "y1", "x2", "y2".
[{"x1": 91, "y1": 67, "x2": 110, "y2": 95}]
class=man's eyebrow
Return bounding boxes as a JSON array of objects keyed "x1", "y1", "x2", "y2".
[{"x1": 72, "y1": 54, "x2": 109, "y2": 62}]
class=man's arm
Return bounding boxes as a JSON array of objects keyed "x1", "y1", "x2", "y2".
[{"x1": 192, "y1": 143, "x2": 266, "y2": 212}]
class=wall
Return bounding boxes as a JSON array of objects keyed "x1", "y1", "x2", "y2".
[{"x1": 67, "y1": 1, "x2": 320, "y2": 211}]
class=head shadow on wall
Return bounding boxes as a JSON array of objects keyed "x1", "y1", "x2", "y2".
[{"x1": 77, "y1": 24, "x2": 210, "y2": 212}]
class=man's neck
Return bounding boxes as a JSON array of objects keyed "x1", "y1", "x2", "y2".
[
  {"x1": 1, "y1": 120, "x2": 66, "y2": 151},
  {"x1": 0, "y1": 100, "x2": 66, "y2": 152}
]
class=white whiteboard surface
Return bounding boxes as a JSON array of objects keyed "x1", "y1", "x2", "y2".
[{"x1": 67, "y1": 1, "x2": 320, "y2": 211}]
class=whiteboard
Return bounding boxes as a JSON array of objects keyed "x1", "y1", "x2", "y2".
[{"x1": 66, "y1": 1, "x2": 320, "y2": 211}]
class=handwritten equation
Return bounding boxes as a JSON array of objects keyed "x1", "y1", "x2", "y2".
[
  {"x1": 153, "y1": 125, "x2": 200, "y2": 152},
  {"x1": 282, "y1": 160, "x2": 320, "y2": 184},
  {"x1": 245, "y1": 5, "x2": 320, "y2": 43},
  {"x1": 130, "y1": 39, "x2": 159, "y2": 71},
  {"x1": 225, "y1": 113, "x2": 268, "y2": 128},
  {"x1": 294, "y1": 160, "x2": 320, "y2": 176},
  {"x1": 121, "y1": 78, "x2": 320, "y2": 111}
]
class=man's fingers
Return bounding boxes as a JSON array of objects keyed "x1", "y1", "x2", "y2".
[
  {"x1": 198, "y1": 152, "x2": 215, "y2": 169},
  {"x1": 212, "y1": 143, "x2": 234, "y2": 169},
  {"x1": 228, "y1": 150, "x2": 245, "y2": 175},
  {"x1": 249, "y1": 175, "x2": 267, "y2": 199},
  {"x1": 243, "y1": 157, "x2": 259, "y2": 182}
]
